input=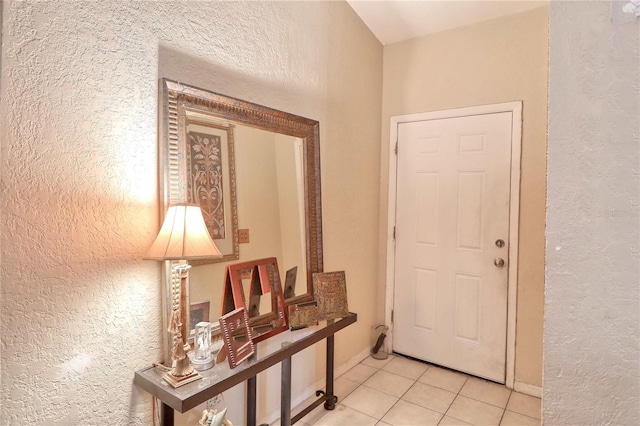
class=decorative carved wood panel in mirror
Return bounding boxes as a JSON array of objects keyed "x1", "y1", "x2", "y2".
[{"x1": 158, "y1": 79, "x2": 323, "y2": 353}]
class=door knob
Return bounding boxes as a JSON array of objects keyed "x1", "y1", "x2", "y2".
[{"x1": 494, "y1": 258, "x2": 505, "y2": 267}]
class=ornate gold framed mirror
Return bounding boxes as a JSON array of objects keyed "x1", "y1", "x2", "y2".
[{"x1": 158, "y1": 79, "x2": 323, "y2": 354}]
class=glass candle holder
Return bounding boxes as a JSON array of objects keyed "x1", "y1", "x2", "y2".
[{"x1": 191, "y1": 322, "x2": 215, "y2": 370}]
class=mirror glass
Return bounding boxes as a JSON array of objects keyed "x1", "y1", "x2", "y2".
[
  {"x1": 159, "y1": 79, "x2": 322, "y2": 346},
  {"x1": 189, "y1": 126, "x2": 307, "y2": 330}
]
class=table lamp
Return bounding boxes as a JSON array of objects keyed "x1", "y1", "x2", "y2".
[{"x1": 145, "y1": 203, "x2": 222, "y2": 386}]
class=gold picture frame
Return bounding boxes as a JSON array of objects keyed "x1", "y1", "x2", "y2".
[
  {"x1": 312, "y1": 271, "x2": 349, "y2": 321},
  {"x1": 189, "y1": 301, "x2": 210, "y2": 330},
  {"x1": 288, "y1": 301, "x2": 319, "y2": 330}
]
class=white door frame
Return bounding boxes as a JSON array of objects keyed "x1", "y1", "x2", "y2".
[{"x1": 385, "y1": 101, "x2": 522, "y2": 389}]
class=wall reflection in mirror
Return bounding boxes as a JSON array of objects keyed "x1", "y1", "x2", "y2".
[{"x1": 189, "y1": 126, "x2": 306, "y2": 332}]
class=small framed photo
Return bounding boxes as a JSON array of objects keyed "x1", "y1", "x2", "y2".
[
  {"x1": 312, "y1": 271, "x2": 349, "y2": 321},
  {"x1": 283, "y1": 266, "x2": 298, "y2": 299},
  {"x1": 190, "y1": 301, "x2": 210, "y2": 330},
  {"x1": 288, "y1": 301, "x2": 319, "y2": 330}
]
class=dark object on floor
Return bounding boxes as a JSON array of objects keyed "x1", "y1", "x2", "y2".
[
  {"x1": 371, "y1": 325, "x2": 389, "y2": 360},
  {"x1": 372, "y1": 332, "x2": 386, "y2": 354}
]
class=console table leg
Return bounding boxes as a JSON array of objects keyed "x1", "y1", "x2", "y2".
[
  {"x1": 247, "y1": 375, "x2": 257, "y2": 426},
  {"x1": 281, "y1": 355, "x2": 292, "y2": 426},
  {"x1": 324, "y1": 335, "x2": 337, "y2": 410},
  {"x1": 161, "y1": 402, "x2": 174, "y2": 426}
]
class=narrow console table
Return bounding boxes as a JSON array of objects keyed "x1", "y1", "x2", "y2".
[{"x1": 134, "y1": 312, "x2": 357, "y2": 426}]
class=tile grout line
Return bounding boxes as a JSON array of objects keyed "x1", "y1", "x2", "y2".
[
  {"x1": 457, "y1": 392, "x2": 513, "y2": 409},
  {"x1": 376, "y1": 367, "x2": 427, "y2": 425},
  {"x1": 307, "y1": 362, "x2": 393, "y2": 425},
  {"x1": 336, "y1": 360, "x2": 398, "y2": 424},
  {"x1": 357, "y1": 371, "x2": 408, "y2": 423},
  {"x1": 453, "y1": 378, "x2": 519, "y2": 410},
  {"x1": 498, "y1": 392, "x2": 514, "y2": 425},
  {"x1": 392, "y1": 365, "x2": 442, "y2": 423},
  {"x1": 348, "y1": 360, "x2": 437, "y2": 425},
  {"x1": 439, "y1": 376, "x2": 469, "y2": 425},
  {"x1": 362, "y1": 361, "x2": 432, "y2": 409},
  {"x1": 503, "y1": 409, "x2": 541, "y2": 422}
]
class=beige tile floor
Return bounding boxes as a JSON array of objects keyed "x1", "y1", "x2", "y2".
[{"x1": 289, "y1": 354, "x2": 541, "y2": 426}]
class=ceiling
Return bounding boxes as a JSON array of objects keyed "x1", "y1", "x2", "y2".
[{"x1": 346, "y1": 0, "x2": 549, "y2": 45}]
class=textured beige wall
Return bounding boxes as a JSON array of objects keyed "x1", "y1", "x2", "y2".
[
  {"x1": 379, "y1": 7, "x2": 548, "y2": 387},
  {"x1": 545, "y1": 1, "x2": 639, "y2": 423},
  {"x1": 0, "y1": 1, "x2": 382, "y2": 424}
]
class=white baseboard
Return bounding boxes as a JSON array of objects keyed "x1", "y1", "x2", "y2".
[
  {"x1": 513, "y1": 380, "x2": 543, "y2": 398},
  {"x1": 335, "y1": 347, "x2": 371, "y2": 377},
  {"x1": 261, "y1": 347, "x2": 371, "y2": 425}
]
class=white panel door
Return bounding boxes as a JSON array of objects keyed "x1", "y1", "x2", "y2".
[{"x1": 393, "y1": 112, "x2": 512, "y2": 383}]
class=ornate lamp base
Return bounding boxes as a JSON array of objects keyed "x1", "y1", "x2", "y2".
[
  {"x1": 163, "y1": 369, "x2": 201, "y2": 388},
  {"x1": 163, "y1": 353, "x2": 202, "y2": 388}
]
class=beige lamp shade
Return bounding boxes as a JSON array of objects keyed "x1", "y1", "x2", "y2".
[{"x1": 145, "y1": 203, "x2": 223, "y2": 260}]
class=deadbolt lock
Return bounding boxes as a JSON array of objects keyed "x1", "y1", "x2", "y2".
[{"x1": 495, "y1": 239, "x2": 505, "y2": 248}]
